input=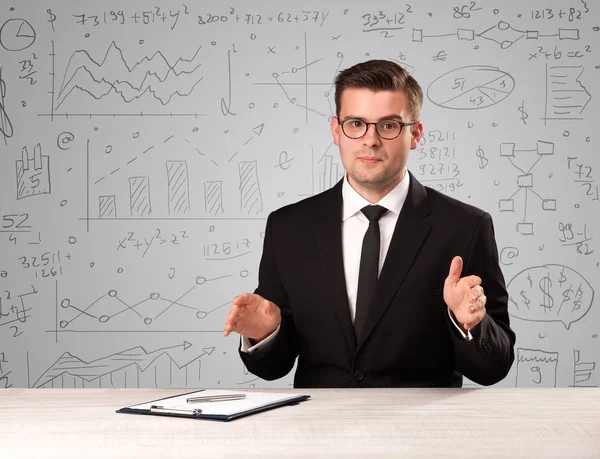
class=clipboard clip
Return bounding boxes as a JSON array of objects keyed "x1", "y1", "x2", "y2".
[{"x1": 150, "y1": 405, "x2": 203, "y2": 417}]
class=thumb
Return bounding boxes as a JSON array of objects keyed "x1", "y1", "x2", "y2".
[{"x1": 445, "y1": 256, "x2": 463, "y2": 287}]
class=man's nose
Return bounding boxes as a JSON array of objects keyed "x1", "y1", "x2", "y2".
[{"x1": 362, "y1": 123, "x2": 381, "y2": 147}]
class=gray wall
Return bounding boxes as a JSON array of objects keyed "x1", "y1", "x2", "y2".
[{"x1": 0, "y1": 0, "x2": 598, "y2": 389}]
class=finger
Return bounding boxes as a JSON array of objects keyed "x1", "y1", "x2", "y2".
[
  {"x1": 223, "y1": 306, "x2": 241, "y2": 335},
  {"x1": 470, "y1": 285, "x2": 484, "y2": 300},
  {"x1": 233, "y1": 293, "x2": 253, "y2": 306},
  {"x1": 463, "y1": 275, "x2": 482, "y2": 289},
  {"x1": 445, "y1": 256, "x2": 463, "y2": 287},
  {"x1": 469, "y1": 295, "x2": 486, "y2": 313}
]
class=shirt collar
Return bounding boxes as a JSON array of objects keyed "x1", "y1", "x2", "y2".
[{"x1": 342, "y1": 171, "x2": 410, "y2": 221}]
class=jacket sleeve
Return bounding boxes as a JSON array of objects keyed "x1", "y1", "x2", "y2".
[
  {"x1": 238, "y1": 212, "x2": 301, "y2": 381},
  {"x1": 447, "y1": 212, "x2": 516, "y2": 386}
]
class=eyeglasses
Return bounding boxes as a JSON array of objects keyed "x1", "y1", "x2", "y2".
[{"x1": 338, "y1": 118, "x2": 418, "y2": 140}]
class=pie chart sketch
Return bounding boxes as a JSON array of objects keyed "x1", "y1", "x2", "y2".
[
  {"x1": 427, "y1": 65, "x2": 515, "y2": 110},
  {"x1": 0, "y1": 19, "x2": 36, "y2": 51}
]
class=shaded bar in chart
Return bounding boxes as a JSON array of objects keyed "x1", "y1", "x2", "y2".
[
  {"x1": 128, "y1": 176, "x2": 152, "y2": 217},
  {"x1": 238, "y1": 161, "x2": 263, "y2": 215},
  {"x1": 166, "y1": 160, "x2": 190, "y2": 215},
  {"x1": 99, "y1": 195, "x2": 117, "y2": 218},
  {"x1": 204, "y1": 181, "x2": 224, "y2": 215}
]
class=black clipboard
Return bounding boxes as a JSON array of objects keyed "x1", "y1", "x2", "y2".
[{"x1": 116, "y1": 390, "x2": 310, "y2": 422}]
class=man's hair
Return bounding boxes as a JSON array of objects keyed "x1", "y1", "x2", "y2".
[{"x1": 334, "y1": 59, "x2": 423, "y2": 121}]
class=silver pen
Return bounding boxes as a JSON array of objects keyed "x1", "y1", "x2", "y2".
[{"x1": 186, "y1": 393, "x2": 246, "y2": 403}]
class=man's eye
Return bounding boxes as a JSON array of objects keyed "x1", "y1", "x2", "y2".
[
  {"x1": 381, "y1": 121, "x2": 398, "y2": 130},
  {"x1": 350, "y1": 120, "x2": 364, "y2": 128}
]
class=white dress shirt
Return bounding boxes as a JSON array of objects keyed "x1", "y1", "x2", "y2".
[{"x1": 241, "y1": 172, "x2": 470, "y2": 353}]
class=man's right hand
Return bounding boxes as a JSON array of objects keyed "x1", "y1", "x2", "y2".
[{"x1": 223, "y1": 293, "x2": 281, "y2": 342}]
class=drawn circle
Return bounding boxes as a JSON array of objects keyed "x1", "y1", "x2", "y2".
[
  {"x1": 249, "y1": 102, "x2": 255, "y2": 109},
  {"x1": 293, "y1": 128, "x2": 299, "y2": 133},
  {"x1": 575, "y1": 203, "x2": 580, "y2": 208},
  {"x1": 365, "y1": 52, "x2": 370, "y2": 56},
  {"x1": 144, "y1": 318, "x2": 152, "y2": 325},
  {"x1": 277, "y1": 191, "x2": 284, "y2": 197},
  {"x1": 0, "y1": 19, "x2": 36, "y2": 51},
  {"x1": 493, "y1": 180, "x2": 500, "y2": 186},
  {"x1": 337, "y1": 52, "x2": 343, "y2": 58},
  {"x1": 209, "y1": 225, "x2": 215, "y2": 232},
  {"x1": 57, "y1": 132, "x2": 75, "y2": 150},
  {"x1": 211, "y1": 41, "x2": 217, "y2": 45},
  {"x1": 85, "y1": 33, "x2": 90, "y2": 38},
  {"x1": 108, "y1": 290, "x2": 117, "y2": 297},
  {"x1": 272, "y1": 72, "x2": 279, "y2": 78},
  {"x1": 343, "y1": 9, "x2": 349, "y2": 14},
  {"x1": 68, "y1": 236, "x2": 77, "y2": 244},
  {"x1": 105, "y1": 145, "x2": 113, "y2": 154},
  {"x1": 193, "y1": 127, "x2": 199, "y2": 132},
  {"x1": 196, "y1": 276, "x2": 206, "y2": 285},
  {"x1": 498, "y1": 21, "x2": 510, "y2": 30},
  {"x1": 94, "y1": 127, "x2": 99, "y2": 131},
  {"x1": 467, "y1": 122, "x2": 474, "y2": 128},
  {"x1": 133, "y1": 132, "x2": 140, "y2": 138},
  {"x1": 59, "y1": 320, "x2": 69, "y2": 328},
  {"x1": 61, "y1": 299, "x2": 71, "y2": 308},
  {"x1": 295, "y1": 46, "x2": 299, "y2": 50},
  {"x1": 150, "y1": 293, "x2": 160, "y2": 300},
  {"x1": 291, "y1": 97, "x2": 297, "y2": 103},
  {"x1": 90, "y1": 262, "x2": 95, "y2": 267},
  {"x1": 474, "y1": 45, "x2": 479, "y2": 50},
  {"x1": 427, "y1": 66, "x2": 515, "y2": 110},
  {"x1": 117, "y1": 267, "x2": 124, "y2": 273},
  {"x1": 492, "y1": 122, "x2": 498, "y2": 127},
  {"x1": 60, "y1": 200, "x2": 67, "y2": 206},
  {"x1": 563, "y1": 130, "x2": 570, "y2": 137},
  {"x1": 517, "y1": 14, "x2": 522, "y2": 18},
  {"x1": 493, "y1": 9, "x2": 499, "y2": 14},
  {"x1": 273, "y1": 103, "x2": 278, "y2": 108},
  {"x1": 139, "y1": 39, "x2": 144, "y2": 44},
  {"x1": 99, "y1": 315, "x2": 110, "y2": 323},
  {"x1": 0, "y1": 271, "x2": 6, "y2": 278},
  {"x1": 240, "y1": 270, "x2": 249, "y2": 278},
  {"x1": 250, "y1": 33, "x2": 256, "y2": 40},
  {"x1": 196, "y1": 311, "x2": 208, "y2": 319},
  {"x1": 292, "y1": 67, "x2": 297, "y2": 73},
  {"x1": 586, "y1": 137, "x2": 591, "y2": 142},
  {"x1": 501, "y1": 41, "x2": 512, "y2": 49}
]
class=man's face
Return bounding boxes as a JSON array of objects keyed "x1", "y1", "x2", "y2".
[{"x1": 331, "y1": 88, "x2": 422, "y2": 196}]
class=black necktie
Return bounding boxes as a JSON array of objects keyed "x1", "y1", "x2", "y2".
[{"x1": 354, "y1": 205, "x2": 388, "y2": 340}]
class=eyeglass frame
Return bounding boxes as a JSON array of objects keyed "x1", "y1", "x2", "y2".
[{"x1": 337, "y1": 117, "x2": 419, "y2": 140}]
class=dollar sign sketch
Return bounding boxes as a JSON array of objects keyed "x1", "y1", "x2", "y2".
[
  {"x1": 520, "y1": 290, "x2": 531, "y2": 309},
  {"x1": 476, "y1": 146, "x2": 488, "y2": 169},
  {"x1": 518, "y1": 101, "x2": 528, "y2": 125},
  {"x1": 539, "y1": 275, "x2": 554, "y2": 311},
  {"x1": 47, "y1": 9, "x2": 56, "y2": 32},
  {"x1": 558, "y1": 268, "x2": 567, "y2": 287},
  {"x1": 0, "y1": 68, "x2": 14, "y2": 145}
]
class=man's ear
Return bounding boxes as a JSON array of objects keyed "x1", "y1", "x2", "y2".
[
  {"x1": 410, "y1": 122, "x2": 423, "y2": 150},
  {"x1": 331, "y1": 116, "x2": 341, "y2": 146}
]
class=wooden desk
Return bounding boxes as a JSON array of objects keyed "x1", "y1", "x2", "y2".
[{"x1": 1, "y1": 388, "x2": 598, "y2": 458}]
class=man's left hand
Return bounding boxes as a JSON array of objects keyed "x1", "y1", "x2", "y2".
[{"x1": 443, "y1": 256, "x2": 486, "y2": 332}]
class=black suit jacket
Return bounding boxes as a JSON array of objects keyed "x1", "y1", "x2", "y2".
[{"x1": 240, "y1": 172, "x2": 516, "y2": 388}]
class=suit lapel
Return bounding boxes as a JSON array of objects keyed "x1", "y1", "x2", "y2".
[
  {"x1": 356, "y1": 172, "x2": 432, "y2": 350},
  {"x1": 315, "y1": 180, "x2": 357, "y2": 352}
]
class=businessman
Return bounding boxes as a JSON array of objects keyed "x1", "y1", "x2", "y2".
[{"x1": 224, "y1": 59, "x2": 515, "y2": 388}]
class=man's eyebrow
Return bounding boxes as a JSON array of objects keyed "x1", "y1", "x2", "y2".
[{"x1": 342, "y1": 114, "x2": 405, "y2": 121}]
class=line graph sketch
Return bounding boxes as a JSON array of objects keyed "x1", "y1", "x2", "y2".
[
  {"x1": 33, "y1": 342, "x2": 215, "y2": 388},
  {"x1": 51, "y1": 41, "x2": 206, "y2": 116}
]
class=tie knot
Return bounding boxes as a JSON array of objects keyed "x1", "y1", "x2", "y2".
[{"x1": 361, "y1": 205, "x2": 388, "y2": 222}]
